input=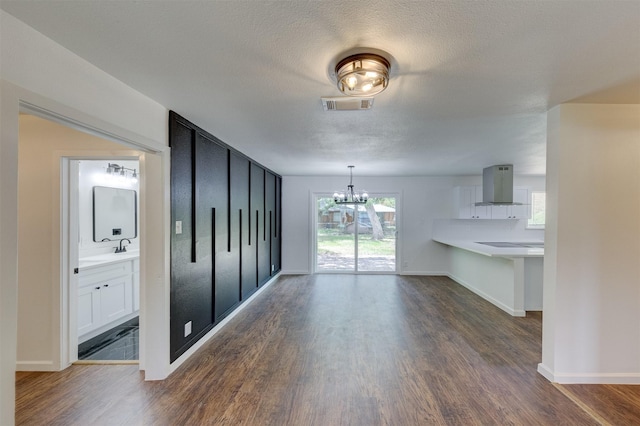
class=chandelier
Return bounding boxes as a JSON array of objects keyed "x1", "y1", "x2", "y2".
[
  {"x1": 333, "y1": 166, "x2": 368, "y2": 204},
  {"x1": 335, "y1": 53, "x2": 390, "y2": 97}
]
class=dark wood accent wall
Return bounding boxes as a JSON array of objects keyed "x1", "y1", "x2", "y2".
[{"x1": 169, "y1": 111, "x2": 282, "y2": 362}]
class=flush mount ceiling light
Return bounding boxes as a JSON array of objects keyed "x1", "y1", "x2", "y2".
[
  {"x1": 335, "y1": 53, "x2": 390, "y2": 96},
  {"x1": 333, "y1": 166, "x2": 368, "y2": 205}
]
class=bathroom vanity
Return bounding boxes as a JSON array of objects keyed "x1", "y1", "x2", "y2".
[{"x1": 77, "y1": 251, "x2": 139, "y2": 343}]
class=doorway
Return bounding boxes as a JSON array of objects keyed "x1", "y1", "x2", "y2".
[
  {"x1": 72, "y1": 159, "x2": 141, "y2": 362},
  {"x1": 315, "y1": 195, "x2": 398, "y2": 273},
  {"x1": 16, "y1": 113, "x2": 143, "y2": 369}
]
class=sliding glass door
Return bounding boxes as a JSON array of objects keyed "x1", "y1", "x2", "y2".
[{"x1": 316, "y1": 196, "x2": 397, "y2": 273}]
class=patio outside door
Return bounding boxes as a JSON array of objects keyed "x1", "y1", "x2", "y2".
[{"x1": 315, "y1": 195, "x2": 397, "y2": 273}]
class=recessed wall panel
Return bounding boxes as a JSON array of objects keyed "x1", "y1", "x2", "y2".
[{"x1": 169, "y1": 111, "x2": 281, "y2": 362}]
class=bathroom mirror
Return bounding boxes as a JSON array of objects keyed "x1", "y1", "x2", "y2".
[{"x1": 93, "y1": 186, "x2": 137, "y2": 242}]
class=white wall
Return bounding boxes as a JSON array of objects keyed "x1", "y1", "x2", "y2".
[
  {"x1": 449, "y1": 248, "x2": 526, "y2": 316},
  {"x1": 1, "y1": 11, "x2": 168, "y2": 425},
  {"x1": 282, "y1": 174, "x2": 545, "y2": 275},
  {"x1": 539, "y1": 103, "x2": 640, "y2": 383}
]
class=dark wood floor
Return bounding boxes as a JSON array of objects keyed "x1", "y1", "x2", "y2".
[{"x1": 16, "y1": 275, "x2": 640, "y2": 425}]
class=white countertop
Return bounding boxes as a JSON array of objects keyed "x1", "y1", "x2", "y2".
[
  {"x1": 78, "y1": 250, "x2": 140, "y2": 270},
  {"x1": 433, "y1": 238, "x2": 544, "y2": 258}
]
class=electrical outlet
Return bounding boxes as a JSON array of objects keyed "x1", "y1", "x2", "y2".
[
  {"x1": 176, "y1": 221, "x2": 182, "y2": 234},
  {"x1": 184, "y1": 321, "x2": 192, "y2": 337},
  {"x1": 271, "y1": 264, "x2": 275, "y2": 272}
]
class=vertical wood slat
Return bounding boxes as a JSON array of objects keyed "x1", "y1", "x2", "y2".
[
  {"x1": 211, "y1": 207, "x2": 216, "y2": 324},
  {"x1": 227, "y1": 150, "x2": 231, "y2": 253},
  {"x1": 248, "y1": 163, "x2": 252, "y2": 246},
  {"x1": 263, "y1": 169, "x2": 266, "y2": 241},
  {"x1": 238, "y1": 208, "x2": 243, "y2": 300},
  {"x1": 269, "y1": 210, "x2": 273, "y2": 275},
  {"x1": 191, "y1": 131, "x2": 197, "y2": 263},
  {"x1": 274, "y1": 177, "x2": 278, "y2": 239},
  {"x1": 255, "y1": 210, "x2": 259, "y2": 285}
]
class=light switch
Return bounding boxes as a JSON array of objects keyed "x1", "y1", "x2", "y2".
[
  {"x1": 184, "y1": 321, "x2": 192, "y2": 337},
  {"x1": 176, "y1": 221, "x2": 182, "y2": 234}
]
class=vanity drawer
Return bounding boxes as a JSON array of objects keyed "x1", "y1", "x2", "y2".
[{"x1": 78, "y1": 261, "x2": 133, "y2": 287}]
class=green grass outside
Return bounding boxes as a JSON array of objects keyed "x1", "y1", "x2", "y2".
[{"x1": 317, "y1": 231, "x2": 395, "y2": 256}]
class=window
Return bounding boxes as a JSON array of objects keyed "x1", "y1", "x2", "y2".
[
  {"x1": 527, "y1": 191, "x2": 546, "y2": 229},
  {"x1": 315, "y1": 195, "x2": 397, "y2": 273}
]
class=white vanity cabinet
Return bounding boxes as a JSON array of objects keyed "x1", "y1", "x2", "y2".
[{"x1": 77, "y1": 256, "x2": 138, "y2": 342}]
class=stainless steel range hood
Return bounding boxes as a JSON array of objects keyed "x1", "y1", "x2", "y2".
[{"x1": 475, "y1": 165, "x2": 523, "y2": 206}]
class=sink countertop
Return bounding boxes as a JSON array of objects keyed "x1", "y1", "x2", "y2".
[
  {"x1": 432, "y1": 238, "x2": 544, "y2": 258},
  {"x1": 78, "y1": 250, "x2": 140, "y2": 270}
]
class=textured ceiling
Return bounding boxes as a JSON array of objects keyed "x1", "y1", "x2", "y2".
[{"x1": 2, "y1": 1, "x2": 639, "y2": 176}]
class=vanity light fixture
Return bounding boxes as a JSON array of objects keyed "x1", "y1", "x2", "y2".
[
  {"x1": 335, "y1": 53, "x2": 390, "y2": 97},
  {"x1": 106, "y1": 163, "x2": 138, "y2": 184},
  {"x1": 333, "y1": 166, "x2": 368, "y2": 205}
]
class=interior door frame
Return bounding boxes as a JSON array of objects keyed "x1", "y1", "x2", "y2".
[
  {"x1": 63, "y1": 156, "x2": 140, "y2": 363},
  {"x1": 312, "y1": 192, "x2": 400, "y2": 274},
  {"x1": 16, "y1": 97, "x2": 168, "y2": 377}
]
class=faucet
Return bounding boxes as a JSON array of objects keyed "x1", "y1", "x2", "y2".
[{"x1": 115, "y1": 238, "x2": 131, "y2": 253}]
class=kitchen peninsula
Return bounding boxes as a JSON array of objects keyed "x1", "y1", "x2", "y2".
[{"x1": 433, "y1": 238, "x2": 543, "y2": 316}]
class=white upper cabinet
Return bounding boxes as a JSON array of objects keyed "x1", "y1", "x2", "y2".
[
  {"x1": 490, "y1": 188, "x2": 530, "y2": 219},
  {"x1": 511, "y1": 187, "x2": 531, "y2": 219},
  {"x1": 454, "y1": 186, "x2": 490, "y2": 219},
  {"x1": 454, "y1": 186, "x2": 530, "y2": 220}
]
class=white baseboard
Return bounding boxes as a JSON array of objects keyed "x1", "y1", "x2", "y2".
[
  {"x1": 538, "y1": 363, "x2": 640, "y2": 384},
  {"x1": 525, "y1": 306, "x2": 543, "y2": 312},
  {"x1": 448, "y1": 273, "x2": 526, "y2": 317},
  {"x1": 537, "y1": 363, "x2": 555, "y2": 382},
  {"x1": 169, "y1": 273, "x2": 280, "y2": 374},
  {"x1": 16, "y1": 360, "x2": 56, "y2": 372},
  {"x1": 281, "y1": 270, "x2": 451, "y2": 276}
]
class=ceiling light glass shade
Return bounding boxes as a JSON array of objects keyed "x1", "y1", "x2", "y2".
[{"x1": 335, "y1": 53, "x2": 390, "y2": 96}]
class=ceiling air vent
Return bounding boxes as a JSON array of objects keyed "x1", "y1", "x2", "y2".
[{"x1": 321, "y1": 97, "x2": 374, "y2": 111}]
